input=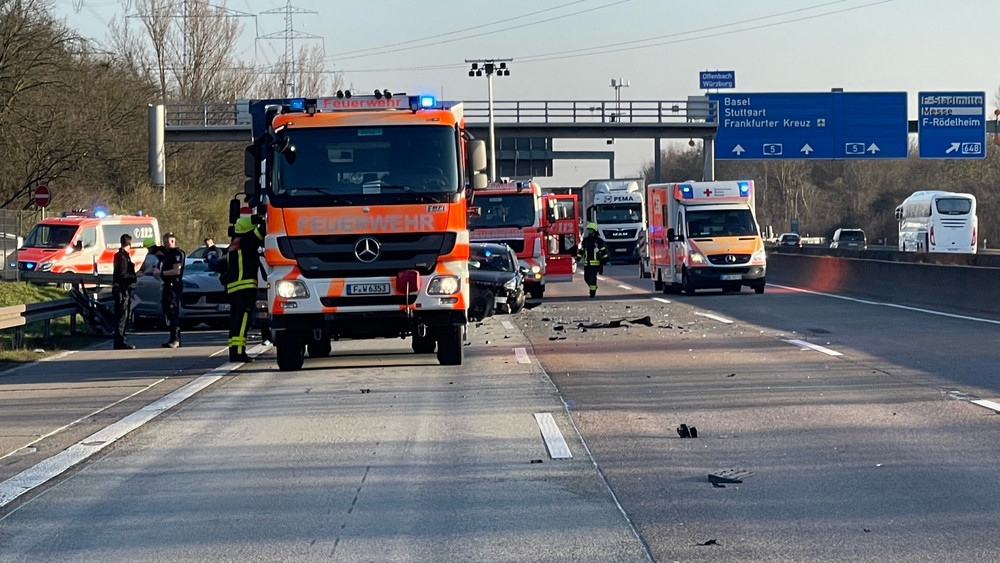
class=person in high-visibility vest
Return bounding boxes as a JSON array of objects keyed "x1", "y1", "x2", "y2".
[
  {"x1": 578, "y1": 222, "x2": 609, "y2": 298},
  {"x1": 225, "y1": 216, "x2": 264, "y2": 363}
]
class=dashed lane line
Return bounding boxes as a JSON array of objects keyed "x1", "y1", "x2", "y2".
[
  {"x1": 695, "y1": 312, "x2": 734, "y2": 324},
  {"x1": 533, "y1": 413, "x2": 572, "y2": 459},
  {"x1": 782, "y1": 338, "x2": 843, "y2": 357}
]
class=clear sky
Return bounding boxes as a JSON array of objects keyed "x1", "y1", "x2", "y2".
[{"x1": 53, "y1": 0, "x2": 1000, "y2": 187}]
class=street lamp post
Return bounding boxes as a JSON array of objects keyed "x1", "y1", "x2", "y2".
[
  {"x1": 467, "y1": 58, "x2": 512, "y2": 182},
  {"x1": 610, "y1": 78, "x2": 630, "y2": 122}
]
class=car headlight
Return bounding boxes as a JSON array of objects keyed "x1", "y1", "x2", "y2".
[
  {"x1": 530, "y1": 265, "x2": 541, "y2": 273},
  {"x1": 503, "y1": 278, "x2": 517, "y2": 290},
  {"x1": 752, "y1": 246, "x2": 767, "y2": 262},
  {"x1": 38, "y1": 261, "x2": 53, "y2": 272},
  {"x1": 275, "y1": 279, "x2": 309, "y2": 298},
  {"x1": 427, "y1": 275, "x2": 460, "y2": 295},
  {"x1": 689, "y1": 252, "x2": 707, "y2": 265}
]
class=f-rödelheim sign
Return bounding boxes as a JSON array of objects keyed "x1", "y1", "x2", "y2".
[
  {"x1": 918, "y1": 91, "x2": 986, "y2": 159},
  {"x1": 709, "y1": 92, "x2": 908, "y2": 160}
]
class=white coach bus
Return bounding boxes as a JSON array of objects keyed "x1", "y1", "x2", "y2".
[{"x1": 895, "y1": 191, "x2": 977, "y2": 253}]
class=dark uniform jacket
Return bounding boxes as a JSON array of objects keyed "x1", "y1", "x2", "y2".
[
  {"x1": 226, "y1": 228, "x2": 264, "y2": 293},
  {"x1": 113, "y1": 248, "x2": 137, "y2": 289}
]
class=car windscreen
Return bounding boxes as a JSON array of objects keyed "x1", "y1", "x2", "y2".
[
  {"x1": 840, "y1": 231, "x2": 865, "y2": 241},
  {"x1": 470, "y1": 248, "x2": 514, "y2": 272},
  {"x1": 595, "y1": 204, "x2": 641, "y2": 224},
  {"x1": 686, "y1": 209, "x2": 757, "y2": 237},
  {"x1": 23, "y1": 225, "x2": 78, "y2": 248}
]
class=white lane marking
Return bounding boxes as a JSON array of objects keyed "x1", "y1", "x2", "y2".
[
  {"x1": 0, "y1": 350, "x2": 78, "y2": 377},
  {"x1": 971, "y1": 399, "x2": 1000, "y2": 413},
  {"x1": 652, "y1": 297, "x2": 671, "y2": 304},
  {"x1": 501, "y1": 320, "x2": 515, "y2": 330},
  {"x1": 617, "y1": 284, "x2": 632, "y2": 290},
  {"x1": 783, "y1": 339, "x2": 843, "y2": 357},
  {"x1": 514, "y1": 347, "x2": 531, "y2": 364},
  {"x1": 533, "y1": 413, "x2": 572, "y2": 459},
  {"x1": 771, "y1": 284, "x2": 1000, "y2": 325},
  {"x1": 695, "y1": 312, "x2": 733, "y2": 324},
  {"x1": 0, "y1": 361, "x2": 244, "y2": 509}
]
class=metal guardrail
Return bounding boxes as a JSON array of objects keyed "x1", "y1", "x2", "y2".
[
  {"x1": 162, "y1": 99, "x2": 718, "y2": 128},
  {"x1": 0, "y1": 274, "x2": 114, "y2": 348}
]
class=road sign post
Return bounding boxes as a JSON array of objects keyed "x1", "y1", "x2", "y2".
[
  {"x1": 33, "y1": 186, "x2": 50, "y2": 208},
  {"x1": 709, "y1": 92, "x2": 908, "y2": 160},
  {"x1": 918, "y1": 91, "x2": 986, "y2": 159}
]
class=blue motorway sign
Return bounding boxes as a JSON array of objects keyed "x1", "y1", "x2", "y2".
[
  {"x1": 918, "y1": 91, "x2": 986, "y2": 159},
  {"x1": 709, "y1": 92, "x2": 908, "y2": 160},
  {"x1": 700, "y1": 71, "x2": 735, "y2": 90}
]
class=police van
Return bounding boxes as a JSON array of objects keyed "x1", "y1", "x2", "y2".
[{"x1": 16, "y1": 210, "x2": 160, "y2": 279}]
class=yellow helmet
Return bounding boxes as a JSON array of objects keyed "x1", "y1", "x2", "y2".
[
  {"x1": 586, "y1": 222, "x2": 599, "y2": 233},
  {"x1": 234, "y1": 216, "x2": 254, "y2": 234}
]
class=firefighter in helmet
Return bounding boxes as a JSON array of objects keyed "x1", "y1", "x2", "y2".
[
  {"x1": 578, "y1": 222, "x2": 609, "y2": 298},
  {"x1": 225, "y1": 216, "x2": 264, "y2": 363}
]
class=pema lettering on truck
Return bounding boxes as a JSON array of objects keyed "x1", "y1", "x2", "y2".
[{"x1": 298, "y1": 214, "x2": 435, "y2": 234}]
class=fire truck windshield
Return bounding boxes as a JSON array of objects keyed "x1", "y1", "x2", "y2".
[
  {"x1": 469, "y1": 193, "x2": 536, "y2": 229},
  {"x1": 271, "y1": 125, "x2": 459, "y2": 198}
]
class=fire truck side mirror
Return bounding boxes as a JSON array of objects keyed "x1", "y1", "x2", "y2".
[
  {"x1": 469, "y1": 140, "x2": 487, "y2": 172},
  {"x1": 229, "y1": 198, "x2": 241, "y2": 224},
  {"x1": 471, "y1": 172, "x2": 488, "y2": 190},
  {"x1": 244, "y1": 146, "x2": 258, "y2": 180}
]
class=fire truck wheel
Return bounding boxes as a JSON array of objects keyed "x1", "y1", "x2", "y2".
[
  {"x1": 308, "y1": 337, "x2": 332, "y2": 358},
  {"x1": 436, "y1": 325, "x2": 465, "y2": 366},
  {"x1": 276, "y1": 330, "x2": 305, "y2": 371},
  {"x1": 412, "y1": 331, "x2": 436, "y2": 354}
]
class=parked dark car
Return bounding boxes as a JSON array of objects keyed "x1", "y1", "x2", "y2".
[
  {"x1": 776, "y1": 233, "x2": 802, "y2": 247},
  {"x1": 468, "y1": 243, "x2": 526, "y2": 322},
  {"x1": 132, "y1": 252, "x2": 229, "y2": 328}
]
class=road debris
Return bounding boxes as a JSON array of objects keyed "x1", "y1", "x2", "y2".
[{"x1": 708, "y1": 468, "x2": 753, "y2": 484}]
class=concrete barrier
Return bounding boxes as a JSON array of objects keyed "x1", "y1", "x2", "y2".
[{"x1": 767, "y1": 251, "x2": 1000, "y2": 317}]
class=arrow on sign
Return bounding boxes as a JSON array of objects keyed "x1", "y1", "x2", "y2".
[
  {"x1": 866, "y1": 143, "x2": 880, "y2": 154},
  {"x1": 800, "y1": 144, "x2": 814, "y2": 155},
  {"x1": 732, "y1": 144, "x2": 745, "y2": 155},
  {"x1": 945, "y1": 142, "x2": 961, "y2": 154}
]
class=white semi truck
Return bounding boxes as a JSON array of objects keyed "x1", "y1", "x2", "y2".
[{"x1": 580, "y1": 178, "x2": 646, "y2": 264}]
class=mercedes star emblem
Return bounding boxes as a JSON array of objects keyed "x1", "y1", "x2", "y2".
[
  {"x1": 354, "y1": 237, "x2": 381, "y2": 263},
  {"x1": 725, "y1": 254, "x2": 737, "y2": 264}
]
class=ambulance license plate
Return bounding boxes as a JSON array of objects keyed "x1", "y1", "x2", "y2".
[
  {"x1": 720, "y1": 274, "x2": 742, "y2": 281},
  {"x1": 347, "y1": 283, "x2": 391, "y2": 295},
  {"x1": 217, "y1": 303, "x2": 231, "y2": 312}
]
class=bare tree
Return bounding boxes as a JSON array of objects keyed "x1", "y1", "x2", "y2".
[{"x1": 251, "y1": 42, "x2": 341, "y2": 98}]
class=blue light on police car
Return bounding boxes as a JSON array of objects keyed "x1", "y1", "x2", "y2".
[
  {"x1": 419, "y1": 95, "x2": 435, "y2": 108},
  {"x1": 289, "y1": 98, "x2": 306, "y2": 111},
  {"x1": 738, "y1": 181, "x2": 751, "y2": 196}
]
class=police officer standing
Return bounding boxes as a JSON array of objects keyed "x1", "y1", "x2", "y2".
[
  {"x1": 112, "y1": 233, "x2": 140, "y2": 349},
  {"x1": 578, "y1": 222, "x2": 610, "y2": 298},
  {"x1": 225, "y1": 217, "x2": 264, "y2": 363},
  {"x1": 152, "y1": 232, "x2": 185, "y2": 348}
]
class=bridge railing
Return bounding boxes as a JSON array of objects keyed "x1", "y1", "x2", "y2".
[{"x1": 162, "y1": 99, "x2": 719, "y2": 128}]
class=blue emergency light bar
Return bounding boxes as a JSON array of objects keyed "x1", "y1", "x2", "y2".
[
  {"x1": 289, "y1": 98, "x2": 306, "y2": 111},
  {"x1": 679, "y1": 184, "x2": 694, "y2": 199},
  {"x1": 738, "y1": 181, "x2": 751, "y2": 196}
]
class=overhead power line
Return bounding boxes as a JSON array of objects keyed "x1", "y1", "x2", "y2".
[{"x1": 334, "y1": 0, "x2": 892, "y2": 73}]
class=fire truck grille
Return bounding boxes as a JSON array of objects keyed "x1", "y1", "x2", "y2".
[
  {"x1": 277, "y1": 232, "x2": 456, "y2": 278},
  {"x1": 321, "y1": 294, "x2": 419, "y2": 308},
  {"x1": 707, "y1": 253, "x2": 751, "y2": 265},
  {"x1": 602, "y1": 228, "x2": 637, "y2": 239}
]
